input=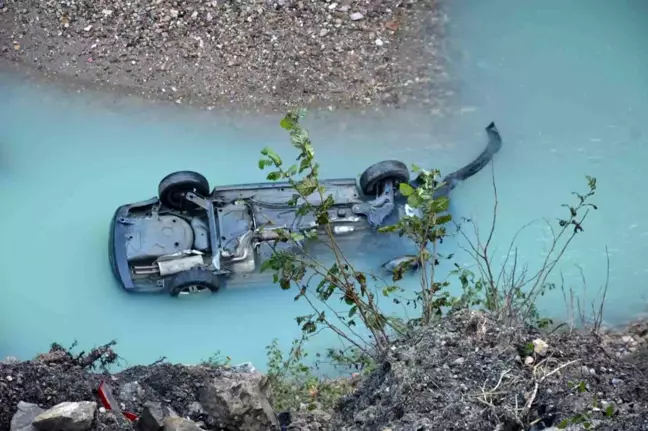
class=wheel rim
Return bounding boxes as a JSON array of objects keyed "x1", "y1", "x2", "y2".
[
  {"x1": 177, "y1": 284, "x2": 211, "y2": 295},
  {"x1": 166, "y1": 186, "x2": 195, "y2": 209}
]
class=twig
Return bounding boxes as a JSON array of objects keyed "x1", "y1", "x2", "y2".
[
  {"x1": 593, "y1": 246, "x2": 611, "y2": 334},
  {"x1": 541, "y1": 359, "x2": 580, "y2": 381}
]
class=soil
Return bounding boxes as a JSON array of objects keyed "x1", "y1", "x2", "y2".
[
  {"x1": 0, "y1": 0, "x2": 451, "y2": 113},
  {"x1": 3, "y1": 312, "x2": 648, "y2": 431},
  {"x1": 328, "y1": 310, "x2": 648, "y2": 431}
]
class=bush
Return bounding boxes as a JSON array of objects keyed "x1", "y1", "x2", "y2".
[{"x1": 257, "y1": 109, "x2": 601, "y2": 413}]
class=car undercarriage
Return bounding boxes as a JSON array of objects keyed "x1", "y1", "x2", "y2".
[{"x1": 109, "y1": 121, "x2": 502, "y2": 297}]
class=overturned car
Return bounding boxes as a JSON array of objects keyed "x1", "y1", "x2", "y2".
[{"x1": 109, "y1": 122, "x2": 502, "y2": 296}]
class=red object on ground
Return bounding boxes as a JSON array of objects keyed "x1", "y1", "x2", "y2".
[{"x1": 97, "y1": 380, "x2": 139, "y2": 422}]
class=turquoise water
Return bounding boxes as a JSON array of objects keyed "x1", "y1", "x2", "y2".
[{"x1": 1, "y1": 0, "x2": 647, "y2": 370}]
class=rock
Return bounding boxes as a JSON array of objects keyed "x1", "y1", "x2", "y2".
[
  {"x1": 524, "y1": 356, "x2": 535, "y2": 365},
  {"x1": 452, "y1": 357, "x2": 465, "y2": 366},
  {"x1": 118, "y1": 382, "x2": 145, "y2": 403},
  {"x1": 349, "y1": 12, "x2": 364, "y2": 21},
  {"x1": 32, "y1": 401, "x2": 96, "y2": 431},
  {"x1": 198, "y1": 371, "x2": 278, "y2": 430},
  {"x1": 11, "y1": 402, "x2": 44, "y2": 431},
  {"x1": 230, "y1": 362, "x2": 256, "y2": 374},
  {"x1": 186, "y1": 402, "x2": 205, "y2": 417},
  {"x1": 137, "y1": 401, "x2": 165, "y2": 431},
  {"x1": 163, "y1": 417, "x2": 203, "y2": 431},
  {"x1": 532, "y1": 338, "x2": 549, "y2": 356}
]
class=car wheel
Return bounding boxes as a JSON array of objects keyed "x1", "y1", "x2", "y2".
[
  {"x1": 166, "y1": 268, "x2": 220, "y2": 297},
  {"x1": 158, "y1": 171, "x2": 210, "y2": 210},
  {"x1": 359, "y1": 160, "x2": 410, "y2": 196}
]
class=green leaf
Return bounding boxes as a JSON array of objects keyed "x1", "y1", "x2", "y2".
[
  {"x1": 436, "y1": 214, "x2": 452, "y2": 225},
  {"x1": 295, "y1": 177, "x2": 317, "y2": 197},
  {"x1": 301, "y1": 321, "x2": 317, "y2": 333},
  {"x1": 377, "y1": 225, "x2": 399, "y2": 233},
  {"x1": 299, "y1": 157, "x2": 311, "y2": 173},
  {"x1": 258, "y1": 158, "x2": 273, "y2": 169},
  {"x1": 267, "y1": 171, "x2": 282, "y2": 181},
  {"x1": 261, "y1": 147, "x2": 283, "y2": 166},
  {"x1": 304, "y1": 229, "x2": 318, "y2": 239},
  {"x1": 407, "y1": 194, "x2": 421, "y2": 208},
  {"x1": 290, "y1": 232, "x2": 305, "y2": 242},
  {"x1": 399, "y1": 182, "x2": 415, "y2": 197},
  {"x1": 280, "y1": 114, "x2": 298, "y2": 131},
  {"x1": 433, "y1": 196, "x2": 450, "y2": 212}
]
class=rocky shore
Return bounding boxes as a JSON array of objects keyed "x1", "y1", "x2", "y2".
[
  {"x1": 2, "y1": 310, "x2": 648, "y2": 431},
  {"x1": 0, "y1": 0, "x2": 450, "y2": 112}
]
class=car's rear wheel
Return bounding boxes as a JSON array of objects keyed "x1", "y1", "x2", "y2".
[
  {"x1": 166, "y1": 268, "x2": 220, "y2": 297},
  {"x1": 159, "y1": 171, "x2": 210, "y2": 210},
  {"x1": 359, "y1": 160, "x2": 410, "y2": 196}
]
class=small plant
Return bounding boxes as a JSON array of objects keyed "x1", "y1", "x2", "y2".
[
  {"x1": 377, "y1": 166, "x2": 456, "y2": 326},
  {"x1": 451, "y1": 170, "x2": 598, "y2": 327},
  {"x1": 201, "y1": 350, "x2": 232, "y2": 367},
  {"x1": 265, "y1": 337, "x2": 355, "y2": 412},
  {"x1": 557, "y1": 381, "x2": 617, "y2": 429},
  {"x1": 258, "y1": 109, "x2": 407, "y2": 365}
]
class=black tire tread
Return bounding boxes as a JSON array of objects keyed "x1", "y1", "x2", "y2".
[
  {"x1": 359, "y1": 160, "x2": 410, "y2": 196},
  {"x1": 158, "y1": 171, "x2": 210, "y2": 210},
  {"x1": 166, "y1": 268, "x2": 220, "y2": 297}
]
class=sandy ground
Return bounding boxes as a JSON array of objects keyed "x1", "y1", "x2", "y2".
[{"x1": 0, "y1": 0, "x2": 452, "y2": 113}]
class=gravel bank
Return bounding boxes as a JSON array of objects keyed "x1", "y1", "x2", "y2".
[{"x1": 0, "y1": 0, "x2": 450, "y2": 112}]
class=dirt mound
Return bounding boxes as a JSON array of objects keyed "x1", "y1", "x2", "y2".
[
  {"x1": 0, "y1": 344, "x2": 276, "y2": 431},
  {"x1": 3, "y1": 314, "x2": 648, "y2": 430},
  {"x1": 329, "y1": 310, "x2": 648, "y2": 431}
]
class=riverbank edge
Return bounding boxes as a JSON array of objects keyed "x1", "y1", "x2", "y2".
[{"x1": 2, "y1": 310, "x2": 648, "y2": 431}]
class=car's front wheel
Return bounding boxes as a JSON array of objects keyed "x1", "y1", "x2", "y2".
[
  {"x1": 158, "y1": 171, "x2": 210, "y2": 210},
  {"x1": 166, "y1": 268, "x2": 220, "y2": 297},
  {"x1": 359, "y1": 160, "x2": 410, "y2": 196}
]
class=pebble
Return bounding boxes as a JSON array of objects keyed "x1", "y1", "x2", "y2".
[
  {"x1": 532, "y1": 338, "x2": 549, "y2": 356},
  {"x1": 452, "y1": 357, "x2": 465, "y2": 366},
  {"x1": 350, "y1": 12, "x2": 364, "y2": 21}
]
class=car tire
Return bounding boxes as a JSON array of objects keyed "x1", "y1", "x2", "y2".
[
  {"x1": 159, "y1": 171, "x2": 210, "y2": 210},
  {"x1": 166, "y1": 268, "x2": 220, "y2": 297},
  {"x1": 359, "y1": 160, "x2": 410, "y2": 196}
]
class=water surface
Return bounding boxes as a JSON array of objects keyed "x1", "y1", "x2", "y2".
[{"x1": 1, "y1": 0, "x2": 647, "y2": 370}]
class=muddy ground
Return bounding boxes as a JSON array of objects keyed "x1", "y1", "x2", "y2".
[
  {"x1": 0, "y1": 0, "x2": 451, "y2": 112},
  {"x1": 2, "y1": 310, "x2": 648, "y2": 431}
]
